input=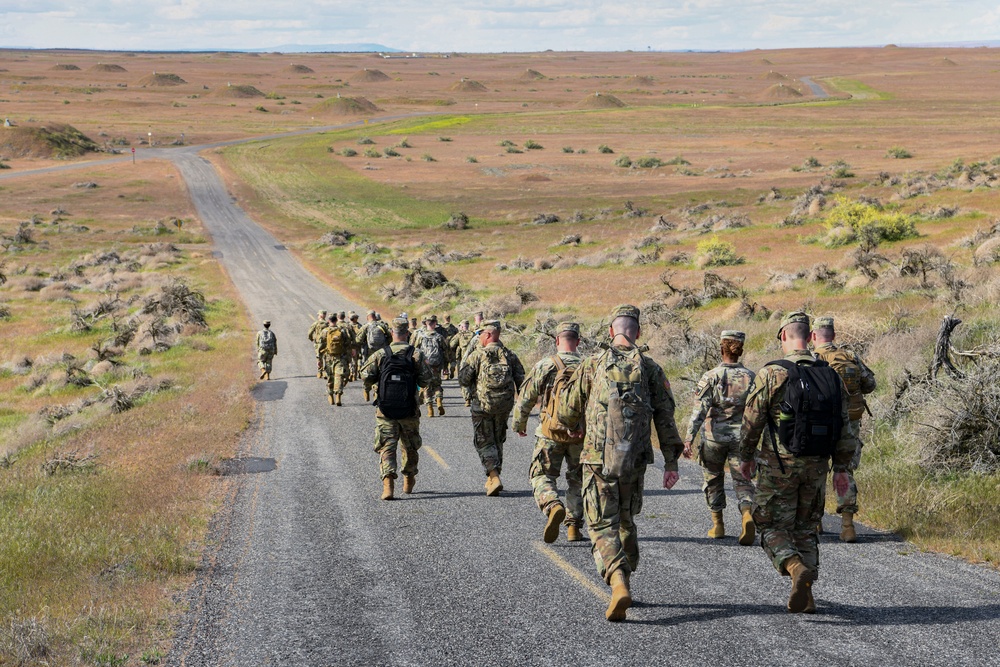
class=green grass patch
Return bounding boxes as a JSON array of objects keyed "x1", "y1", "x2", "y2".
[{"x1": 823, "y1": 77, "x2": 892, "y2": 100}]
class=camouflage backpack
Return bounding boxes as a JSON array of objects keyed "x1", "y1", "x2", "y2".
[
  {"x1": 815, "y1": 347, "x2": 865, "y2": 421},
  {"x1": 538, "y1": 355, "x2": 584, "y2": 444},
  {"x1": 421, "y1": 331, "x2": 446, "y2": 367},
  {"x1": 367, "y1": 321, "x2": 389, "y2": 349},
  {"x1": 476, "y1": 346, "x2": 516, "y2": 415},
  {"x1": 326, "y1": 326, "x2": 347, "y2": 356},
  {"x1": 598, "y1": 346, "x2": 652, "y2": 478},
  {"x1": 259, "y1": 329, "x2": 276, "y2": 353}
]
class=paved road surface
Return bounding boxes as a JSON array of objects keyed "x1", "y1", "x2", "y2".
[
  {"x1": 4, "y1": 127, "x2": 1000, "y2": 667},
  {"x1": 801, "y1": 76, "x2": 830, "y2": 99}
]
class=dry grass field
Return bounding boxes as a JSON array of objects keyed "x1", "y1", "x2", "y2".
[{"x1": 4, "y1": 45, "x2": 1000, "y2": 663}]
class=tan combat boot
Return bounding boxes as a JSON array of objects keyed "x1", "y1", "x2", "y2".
[
  {"x1": 738, "y1": 508, "x2": 756, "y2": 546},
  {"x1": 465, "y1": 398, "x2": 471, "y2": 407},
  {"x1": 259, "y1": 370, "x2": 266, "y2": 380},
  {"x1": 606, "y1": 569, "x2": 632, "y2": 622},
  {"x1": 840, "y1": 512, "x2": 857, "y2": 543},
  {"x1": 317, "y1": 370, "x2": 323, "y2": 379},
  {"x1": 264, "y1": 371, "x2": 270, "y2": 381},
  {"x1": 335, "y1": 393, "x2": 342, "y2": 407},
  {"x1": 804, "y1": 587, "x2": 816, "y2": 614},
  {"x1": 485, "y1": 469, "x2": 503, "y2": 496},
  {"x1": 785, "y1": 556, "x2": 816, "y2": 613},
  {"x1": 708, "y1": 511, "x2": 725, "y2": 539},
  {"x1": 427, "y1": 403, "x2": 434, "y2": 418},
  {"x1": 328, "y1": 394, "x2": 334, "y2": 405},
  {"x1": 381, "y1": 477, "x2": 394, "y2": 501},
  {"x1": 403, "y1": 474, "x2": 416, "y2": 494},
  {"x1": 363, "y1": 388, "x2": 370, "y2": 402},
  {"x1": 543, "y1": 503, "x2": 566, "y2": 544},
  {"x1": 566, "y1": 525, "x2": 584, "y2": 542},
  {"x1": 437, "y1": 397, "x2": 445, "y2": 416}
]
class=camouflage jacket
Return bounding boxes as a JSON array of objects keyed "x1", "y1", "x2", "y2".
[
  {"x1": 556, "y1": 344, "x2": 683, "y2": 471},
  {"x1": 738, "y1": 349, "x2": 860, "y2": 471},
  {"x1": 443, "y1": 323, "x2": 459, "y2": 338},
  {"x1": 462, "y1": 330, "x2": 485, "y2": 362},
  {"x1": 357, "y1": 320, "x2": 391, "y2": 348},
  {"x1": 307, "y1": 320, "x2": 326, "y2": 345},
  {"x1": 256, "y1": 329, "x2": 277, "y2": 354},
  {"x1": 360, "y1": 342, "x2": 435, "y2": 419},
  {"x1": 813, "y1": 342, "x2": 877, "y2": 420},
  {"x1": 450, "y1": 330, "x2": 475, "y2": 362},
  {"x1": 458, "y1": 342, "x2": 526, "y2": 408},
  {"x1": 684, "y1": 362, "x2": 756, "y2": 445},
  {"x1": 511, "y1": 351, "x2": 582, "y2": 434}
]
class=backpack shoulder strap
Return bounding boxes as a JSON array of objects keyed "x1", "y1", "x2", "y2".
[{"x1": 550, "y1": 354, "x2": 565, "y2": 373}]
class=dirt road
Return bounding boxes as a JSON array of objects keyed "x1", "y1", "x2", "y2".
[{"x1": 4, "y1": 128, "x2": 1000, "y2": 666}]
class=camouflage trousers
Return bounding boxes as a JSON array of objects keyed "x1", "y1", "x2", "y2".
[
  {"x1": 324, "y1": 355, "x2": 350, "y2": 397},
  {"x1": 529, "y1": 435, "x2": 583, "y2": 527},
  {"x1": 470, "y1": 408, "x2": 509, "y2": 474},
  {"x1": 373, "y1": 415, "x2": 421, "y2": 480},
  {"x1": 752, "y1": 455, "x2": 828, "y2": 578},
  {"x1": 699, "y1": 438, "x2": 755, "y2": 512},
  {"x1": 349, "y1": 354, "x2": 360, "y2": 382},
  {"x1": 448, "y1": 359, "x2": 458, "y2": 379},
  {"x1": 423, "y1": 365, "x2": 444, "y2": 401},
  {"x1": 257, "y1": 350, "x2": 274, "y2": 373},
  {"x1": 314, "y1": 344, "x2": 324, "y2": 373},
  {"x1": 582, "y1": 464, "x2": 645, "y2": 584},
  {"x1": 833, "y1": 420, "x2": 862, "y2": 514}
]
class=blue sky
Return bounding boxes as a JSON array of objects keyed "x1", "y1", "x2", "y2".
[{"x1": 2, "y1": 1, "x2": 999, "y2": 52}]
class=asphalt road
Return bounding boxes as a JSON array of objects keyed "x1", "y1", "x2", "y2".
[{"x1": 5, "y1": 128, "x2": 1000, "y2": 666}]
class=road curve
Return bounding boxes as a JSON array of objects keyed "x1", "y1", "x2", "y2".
[
  {"x1": 801, "y1": 76, "x2": 830, "y2": 99},
  {"x1": 4, "y1": 119, "x2": 1000, "y2": 666}
]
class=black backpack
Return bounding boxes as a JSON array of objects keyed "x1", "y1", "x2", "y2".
[
  {"x1": 767, "y1": 359, "x2": 843, "y2": 460},
  {"x1": 377, "y1": 346, "x2": 417, "y2": 419}
]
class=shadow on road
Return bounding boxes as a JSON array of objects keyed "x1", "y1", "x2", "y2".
[
  {"x1": 411, "y1": 489, "x2": 535, "y2": 500},
  {"x1": 252, "y1": 381, "x2": 287, "y2": 402}
]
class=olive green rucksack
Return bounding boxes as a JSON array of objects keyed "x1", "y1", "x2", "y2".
[
  {"x1": 326, "y1": 326, "x2": 347, "y2": 356},
  {"x1": 599, "y1": 346, "x2": 652, "y2": 478},
  {"x1": 476, "y1": 346, "x2": 516, "y2": 415},
  {"x1": 538, "y1": 355, "x2": 584, "y2": 445}
]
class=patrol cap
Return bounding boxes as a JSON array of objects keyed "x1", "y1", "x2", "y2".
[
  {"x1": 814, "y1": 316, "x2": 835, "y2": 329},
  {"x1": 349, "y1": 310, "x2": 358, "y2": 319},
  {"x1": 263, "y1": 320, "x2": 271, "y2": 326},
  {"x1": 391, "y1": 317, "x2": 409, "y2": 333},
  {"x1": 367, "y1": 309, "x2": 376, "y2": 316},
  {"x1": 338, "y1": 311, "x2": 346, "y2": 318},
  {"x1": 318, "y1": 310, "x2": 327, "y2": 316},
  {"x1": 429, "y1": 314, "x2": 438, "y2": 322},
  {"x1": 777, "y1": 311, "x2": 810, "y2": 339},
  {"x1": 610, "y1": 304, "x2": 641, "y2": 323},
  {"x1": 556, "y1": 321, "x2": 581, "y2": 337},
  {"x1": 720, "y1": 330, "x2": 745, "y2": 343},
  {"x1": 482, "y1": 319, "x2": 501, "y2": 333},
  {"x1": 460, "y1": 319, "x2": 470, "y2": 327}
]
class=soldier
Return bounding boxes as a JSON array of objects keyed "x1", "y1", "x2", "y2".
[
  {"x1": 347, "y1": 311, "x2": 363, "y2": 381},
  {"x1": 442, "y1": 314, "x2": 460, "y2": 379},
  {"x1": 739, "y1": 312, "x2": 858, "y2": 614},
  {"x1": 557, "y1": 305, "x2": 683, "y2": 622},
  {"x1": 255, "y1": 320, "x2": 278, "y2": 380},
  {"x1": 419, "y1": 317, "x2": 447, "y2": 417},
  {"x1": 308, "y1": 310, "x2": 328, "y2": 378},
  {"x1": 811, "y1": 316, "x2": 877, "y2": 543},
  {"x1": 321, "y1": 314, "x2": 352, "y2": 406},
  {"x1": 682, "y1": 330, "x2": 757, "y2": 544},
  {"x1": 462, "y1": 311, "x2": 486, "y2": 361},
  {"x1": 450, "y1": 320, "x2": 476, "y2": 407},
  {"x1": 458, "y1": 320, "x2": 525, "y2": 496},
  {"x1": 358, "y1": 310, "x2": 391, "y2": 401},
  {"x1": 513, "y1": 322, "x2": 586, "y2": 543},
  {"x1": 408, "y1": 317, "x2": 420, "y2": 346},
  {"x1": 360, "y1": 318, "x2": 434, "y2": 500}
]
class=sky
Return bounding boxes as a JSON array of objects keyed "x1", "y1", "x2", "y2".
[{"x1": 2, "y1": 1, "x2": 999, "y2": 52}]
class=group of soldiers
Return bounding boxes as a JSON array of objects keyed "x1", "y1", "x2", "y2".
[{"x1": 258, "y1": 303, "x2": 875, "y2": 623}]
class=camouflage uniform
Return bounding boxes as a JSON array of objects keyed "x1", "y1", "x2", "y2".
[
  {"x1": 812, "y1": 330, "x2": 877, "y2": 515},
  {"x1": 557, "y1": 306, "x2": 683, "y2": 584},
  {"x1": 357, "y1": 316, "x2": 390, "y2": 364},
  {"x1": 450, "y1": 326, "x2": 475, "y2": 402},
  {"x1": 307, "y1": 311, "x2": 327, "y2": 376},
  {"x1": 418, "y1": 327, "x2": 447, "y2": 404},
  {"x1": 442, "y1": 318, "x2": 460, "y2": 378},
  {"x1": 321, "y1": 319, "x2": 354, "y2": 402},
  {"x1": 512, "y1": 344, "x2": 584, "y2": 528},
  {"x1": 684, "y1": 353, "x2": 756, "y2": 513},
  {"x1": 348, "y1": 313, "x2": 363, "y2": 381},
  {"x1": 739, "y1": 319, "x2": 860, "y2": 579},
  {"x1": 360, "y1": 341, "x2": 434, "y2": 480},
  {"x1": 458, "y1": 333, "x2": 525, "y2": 475},
  {"x1": 255, "y1": 324, "x2": 277, "y2": 376}
]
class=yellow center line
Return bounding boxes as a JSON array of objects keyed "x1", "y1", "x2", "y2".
[
  {"x1": 532, "y1": 541, "x2": 611, "y2": 602},
  {"x1": 422, "y1": 445, "x2": 450, "y2": 470}
]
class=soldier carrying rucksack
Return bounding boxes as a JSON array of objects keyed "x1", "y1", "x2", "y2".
[
  {"x1": 255, "y1": 320, "x2": 278, "y2": 380},
  {"x1": 358, "y1": 310, "x2": 391, "y2": 402},
  {"x1": 811, "y1": 315, "x2": 877, "y2": 543},
  {"x1": 738, "y1": 312, "x2": 861, "y2": 615},
  {"x1": 458, "y1": 320, "x2": 525, "y2": 496},
  {"x1": 512, "y1": 322, "x2": 586, "y2": 544},
  {"x1": 360, "y1": 317, "x2": 435, "y2": 501},
  {"x1": 321, "y1": 315, "x2": 352, "y2": 406},
  {"x1": 420, "y1": 317, "x2": 448, "y2": 417}
]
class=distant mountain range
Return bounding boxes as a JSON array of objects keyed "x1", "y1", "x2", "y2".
[{"x1": 246, "y1": 43, "x2": 403, "y2": 53}]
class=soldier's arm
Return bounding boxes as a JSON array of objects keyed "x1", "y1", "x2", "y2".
[
  {"x1": 739, "y1": 370, "x2": 774, "y2": 462},
  {"x1": 511, "y1": 360, "x2": 549, "y2": 433},
  {"x1": 556, "y1": 357, "x2": 593, "y2": 432},
  {"x1": 649, "y1": 365, "x2": 684, "y2": 471},
  {"x1": 457, "y1": 351, "x2": 478, "y2": 388},
  {"x1": 683, "y1": 373, "x2": 714, "y2": 445},
  {"x1": 857, "y1": 353, "x2": 878, "y2": 395},
  {"x1": 360, "y1": 350, "x2": 382, "y2": 385},
  {"x1": 833, "y1": 377, "x2": 860, "y2": 471},
  {"x1": 510, "y1": 351, "x2": 527, "y2": 392}
]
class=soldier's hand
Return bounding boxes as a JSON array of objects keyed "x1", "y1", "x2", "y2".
[
  {"x1": 740, "y1": 460, "x2": 756, "y2": 480},
  {"x1": 517, "y1": 430, "x2": 527, "y2": 437},
  {"x1": 662, "y1": 470, "x2": 679, "y2": 489},
  {"x1": 682, "y1": 441, "x2": 694, "y2": 459},
  {"x1": 833, "y1": 471, "x2": 850, "y2": 497}
]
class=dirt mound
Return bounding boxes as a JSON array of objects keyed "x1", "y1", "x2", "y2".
[
  {"x1": 518, "y1": 68, "x2": 545, "y2": 81},
  {"x1": 934, "y1": 57, "x2": 958, "y2": 66},
  {"x1": 214, "y1": 84, "x2": 265, "y2": 98},
  {"x1": 287, "y1": 64, "x2": 314, "y2": 73},
  {"x1": 762, "y1": 83, "x2": 803, "y2": 100},
  {"x1": 450, "y1": 79, "x2": 488, "y2": 92},
  {"x1": 577, "y1": 92, "x2": 626, "y2": 109},
  {"x1": 759, "y1": 58, "x2": 774, "y2": 65},
  {"x1": 0, "y1": 123, "x2": 99, "y2": 158},
  {"x1": 351, "y1": 68, "x2": 391, "y2": 83},
  {"x1": 310, "y1": 96, "x2": 381, "y2": 116},
  {"x1": 89, "y1": 63, "x2": 127, "y2": 72},
  {"x1": 761, "y1": 70, "x2": 790, "y2": 81},
  {"x1": 136, "y1": 72, "x2": 187, "y2": 86},
  {"x1": 50, "y1": 63, "x2": 80, "y2": 71}
]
